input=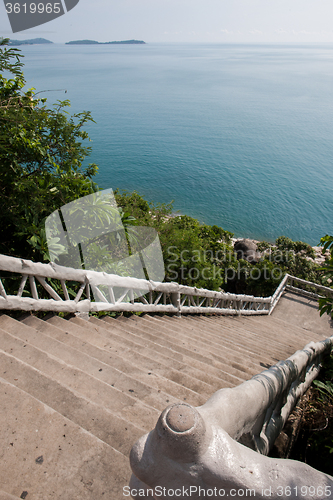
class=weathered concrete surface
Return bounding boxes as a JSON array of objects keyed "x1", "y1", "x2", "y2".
[
  {"x1": 0, "y1": 292, "x2": 332, "y2": 499},
  {"x1": 0, "y1": 490, "x2": 22, "y2": 500},
  {"x1": 128, "y1": 295, "x2": 333, "y2": 498},
  {"x1": 0, "y1": 378, "x2": 130, "y2": 500},
  {"x1": 130, "y1": 402, "x2": 333, "y2": 500},
  {"x1": 271, "y1": 292, "x2": 333, "y2": 336}
]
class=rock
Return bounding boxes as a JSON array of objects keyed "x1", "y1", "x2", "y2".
[{"x1": 234, "y1": 239, "x2": 261, "y2": 263}]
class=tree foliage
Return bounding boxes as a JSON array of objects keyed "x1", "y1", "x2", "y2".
[
  {"x1": 0, "y1": 37, "x2": 98, "y2": 261},
  {"x1": 318, "y1": 235, "x2": 333, "y2": 317},
  {"x1": 289, "y1": 353, "x2": 333, "y2": 473},
  {"x1": 115, "y1": 190, "x2": 234, "y2": 290}
]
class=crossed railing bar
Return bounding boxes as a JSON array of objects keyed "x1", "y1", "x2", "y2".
[
  {"x1": 270, "y1": 273, "x2": 333, "y2": 315},
  {"x1": 0, "y1": 255, "x2": 333, "y2": 317}
]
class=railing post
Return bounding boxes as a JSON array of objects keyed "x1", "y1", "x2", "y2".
[
  {"x1": 236, "y1": 296, "x2": 241, "y2": 315},
  {"x1": 170, "y1": 290, "x2": 181, "y2": 317}
]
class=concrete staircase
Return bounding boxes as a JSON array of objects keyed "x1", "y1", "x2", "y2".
[{"x1": 0, "y1": 292, "x2": 331, "y2": 499}]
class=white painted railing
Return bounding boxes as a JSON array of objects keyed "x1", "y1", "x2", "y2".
[
  {"x1": 129, "y1": 337, "x2": 333, "y2": 499},
  {"x1": 270, "y1": 273, "x2": 333, "y2": 314},
  {"x1": 1, "y1": 255, "x2": 333, "y2": 320},
  {"x1": 0, "y1": 254, "x2": 272, "y2": 317}
]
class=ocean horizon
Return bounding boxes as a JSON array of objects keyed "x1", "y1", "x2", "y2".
[{"x1": 18, "y1": 42, "x2": 333, "y2": 246}]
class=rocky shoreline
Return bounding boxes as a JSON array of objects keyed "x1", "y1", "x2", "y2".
[{"x1": 232, "y1": 238, "x2": 329, "y2": 266}]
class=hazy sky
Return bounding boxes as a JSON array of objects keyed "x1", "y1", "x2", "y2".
[{"x1": 1, "y1": 0, "x2": 333, "y2": 44}]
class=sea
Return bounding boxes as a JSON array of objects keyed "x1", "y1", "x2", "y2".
[{"x1": 17, "y1": 42, "x2": 333, "y2": 246}]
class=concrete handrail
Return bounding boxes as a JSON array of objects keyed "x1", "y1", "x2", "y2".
[
  {"x1": 0, "y1": 254, "x2": 332, "y2": 317},
  {"x1": 0, "y1": 254, "x2": 270, "y2": 317},
  {"x1": 129, "y1": 337, "x2": 333, "y2": 499},
  {"x1": 269, "y1": 273, "x2": 290, "y2": 314},
  {"x1": 270, "y1": 274, "x2": 333, "y2": 315}
]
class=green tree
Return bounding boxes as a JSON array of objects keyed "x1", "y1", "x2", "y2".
[
  {"x1": 0, "y1": 37, "x2": 98, "y2": 262},
  {"x1": 318, "y1": 235, "x2": 333, "y2": 317}
]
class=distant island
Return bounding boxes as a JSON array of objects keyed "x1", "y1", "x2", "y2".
[
  {"x1": 66, "y1": 39, "x2": 146, "y2": 45},
  {"x1": 8, "y1": 38, "x2": 53, "y2": 46},
  {"x1": 7, "y1": 38, "x2": 145, "y2": 46}
]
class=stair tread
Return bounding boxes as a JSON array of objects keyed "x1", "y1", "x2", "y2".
[
  {"x1": 0, "y1": 288, "x2": 330, "y2": 500},
  {"x1": 207, "y1": 315, "x2": 327, "y2": 353},
  {"x1": 180, "y1": 314, "x2": 318, "y2": 356},
  {"x1": 162, "y1": 314, "x2": 304, "y2": 355},
  {"x1": 127, "y1": 314, "x2": 266, "y2": 370},
  {"x1": 86, "y1": 316, "x2": 246, "y2": 386},
  {"x1": 21, "y1": 315, "x2": 206, "y2": 407},
  {"x1": 96, "y1": 316, "x2": 239, "y2": 367},
  {"x1": 0, "y1": 377, "x2": 130, "y2": 500},
  {"x1": 0, "y1": 348, "x2": 147, "y2": 455},
  {"x1": 132, "y1": 314, "x2": 282, "y2": 366},
  {"x1": 0, "y1": 315, "x2": 182, "y2": 411},
  {"x1": 0, "y1": 326, "x2": 163, "y2": 429},
  {"x1": 53, "y1": 315, "x2": 229, "y2": 391}
]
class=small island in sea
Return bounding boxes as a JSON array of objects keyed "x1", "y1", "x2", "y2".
[
  {"x1": 8, "y1": 38, "x2": 53, "y2": 46},
  {"x1": 65, "y1": 39, "x2": 145, "y2": 45}
]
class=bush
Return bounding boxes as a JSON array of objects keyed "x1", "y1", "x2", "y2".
[
  {"x1": 0, "y1": 37, "x2": 98, "y2": 262},
  {"x1": 288, "y1": 353, "x2": 333, "y2": 474}
]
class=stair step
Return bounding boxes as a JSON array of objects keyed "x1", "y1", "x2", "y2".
[
  {"x1": 204, "y1": 315, "x2": 321, "y2": 356},
  {"x1": 0, "y1": 314, "x2": 180, "y2": 411},
  {"x1": 137, "y1": 315, "x2": 280, "y2": 373},
  {"x1": 71, "y1": 314, "x2": 236, "y2": 388},
  {"x1": 136, "y1": 314, "x2": 273, "y2": 372},
  {"x1": 185, "y1": 317, "x2": 295, "y2": 363},
  {"x1": 207, "y1": 313, "x2": 319, "y2": 345},
  {"x1": 95, "y1": 316, "x2": 244, "y2": 386},
  {"x1": 244, "y1": 314, "x2": 326, "y2": 341},
  {"x1": 0, "y1": 291, "x2": 329, "y2": 500},
  {"x1": 0, "y1": 349, "x2": 146, "y2": 456},
  {"x1": 101, "y1": 316, "x2": 242, "y2": 370},
  {"x1": 163, "y1": 314, "x2": 293, "y2": 360},
  {"x1": 0, "y1": 377, "x2": 130, "y2": 500},
  {"x1": 51, "y1": 314, "x2": 224, "y2": 392},
  {"x1": 22, "y1": 315, "x2": 206, "y2": 407},
  {"x1": 126, "y1": 314, "x2": 261, "y2": 378},
  {"x1": 0, "y1": 324, "x2": 162, "y2": 430}
]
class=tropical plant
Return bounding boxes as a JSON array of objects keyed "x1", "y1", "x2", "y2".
[
  {"x1": 0, "y1": 37, "x2": 98, "y2": 263},
  {"x1": 289, "y1": 353, "x2": 333, "y2": 472},
  {"x1": 318, "y1": 235, "x2": 333, "y2": 318},
  {"x1": 313, "y1": 379, "x2": 333, "y2": 404}
]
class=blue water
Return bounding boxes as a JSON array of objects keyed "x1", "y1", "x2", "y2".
[{"x1": 19, "y1": 43, "x2": 333, "y2": 245}]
